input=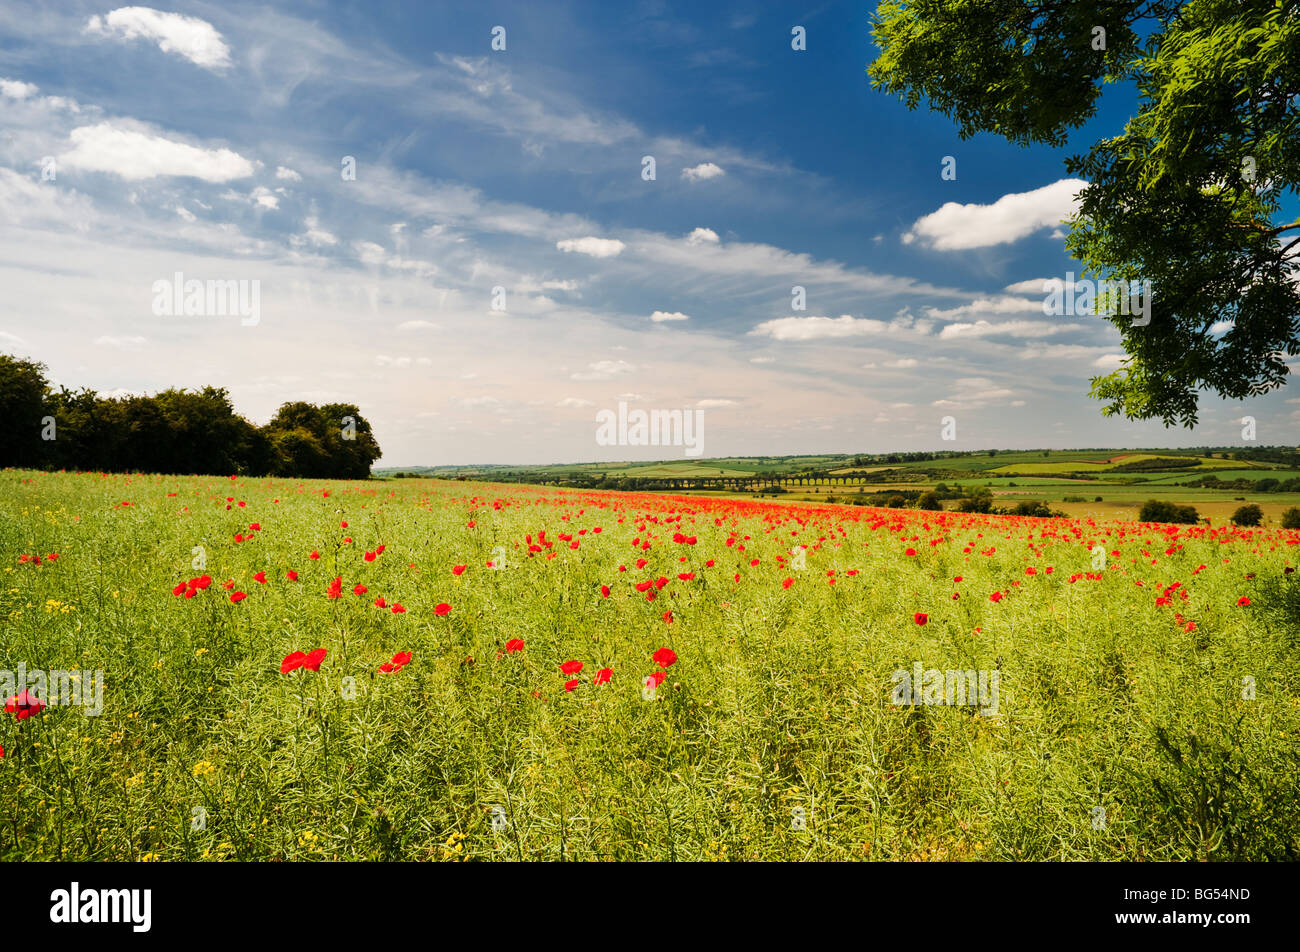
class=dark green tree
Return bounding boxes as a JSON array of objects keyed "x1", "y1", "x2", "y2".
[{"x1": 0, "y1": 354, "x2": 52, "y2": 467}]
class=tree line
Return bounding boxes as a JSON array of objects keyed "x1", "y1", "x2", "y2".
[{"x1": 0, "y1": 354, "x2": 381, "y2": 478}]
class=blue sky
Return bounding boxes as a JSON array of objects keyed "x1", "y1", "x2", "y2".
[{"x1": 0, "y1": 1, "x2": 1296, "y2": 466}]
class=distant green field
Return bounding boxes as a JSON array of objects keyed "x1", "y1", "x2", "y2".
[{"x1": 989, "y1": 455, "x2": 1250, "y2": 475}]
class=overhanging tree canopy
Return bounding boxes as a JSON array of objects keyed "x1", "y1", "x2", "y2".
[{"x1": 869, "y1": 0, "x2": 1300, "y2": 425}]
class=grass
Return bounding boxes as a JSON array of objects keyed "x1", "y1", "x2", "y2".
[{"x1": 1, "y1": 468, "x2": 1298, "y2": 861}]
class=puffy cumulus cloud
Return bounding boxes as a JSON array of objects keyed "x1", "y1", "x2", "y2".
[
  {"x1": 903, "y1": 179, "x2": 1086, "y2": 250},
  {"x1": 686, "y1": 227, "x2": 719, "y2": 245},
  {"x1": 556, "y1": 236, "x2": 625, "y2": 258},
  {"x1": 555, "y1": 397, "x2": 594, "y2": 408},
  {"x1": 1092, "y1": 353, "x2": 1127, "y2": 369},
  {"x1": 0, "y1": 78, "x2": 38, "y2": 99},
  {"x1": 275, "y1": 166, "x2": 302, "y2": 182},
  {"x1": 681, "y1": 162, "x2": 725, "y2": 182},
  {"x1": 750, "y1": 315, "x2": 914, "y2": 341},
  {"x1": 250, "y1": 186, "x2": 279, "y2": 209},
  {"x1": 571, "y1": 359, "x2": 635, "y2": 381},
  {"x1": 650, "y1": 310, "x2": 689, "y2": 323},
  {"x1": 85, "y1": 8, "x2": 232, "y2": 70},
  {"x1": 1004, "y1": 277, "x2": 1081, "y2": 295},
  {"x1": 58, "y1": 123, "x2": 255, "y2": 182},
  {"x1": 923, "y1": 296, "x2": 1044, "y2": 320}
]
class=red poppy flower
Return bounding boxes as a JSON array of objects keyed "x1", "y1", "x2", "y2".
[
  {"x1": 281, "y1": 648, "x2": 327, "y2": 673},
  {"x1": 253, "y1": 571, "x2": 267, "y2": 584},
  {"x1": 391, "y1": 603, "x2": 406, "y2": 614},
  {"x1": 310, "y1": 550, "x2": 320, "y2": 560},
  {"x1": 782, "y1": 577, "x2": 794, "y2": 589},
  {"x1": 452, "y1": 564, "x2": 467, "y2": 576},
  {"x1": 600, "y1": 585, "x2": 611, "y2": 598},
  {"x1": 353, "y1": 583, "x2": 368, "y2": 596},
  {"x1": 646, "y1": 671, "x2": 667, "y2": 688},
  {"x1": 560, "y1": 659, "x2": 584, "y2": 675},
  {"x1": 434, "y1": 602, "x2": 451, "y2": 616},
  {"x1": 364, "y1": 551, "x2": 377, "y2": 563},
  {"x1": 172, "y1": 582, "x2": 187, "y2": 596},
  {"x1": 379, "y1": 651, "x2": 412, "y2": 673},
  {"x1": 914, "y1": 612, "x2": 928, "y2": 626},
  {"x1": 1237, "y1": 596, "x2": 1251, "y2": 606},
  {"x1": 5, "y1": 690, "x2": 46, "y2": 720},
  {"x1": 326, "y1": 576, "x2": 342, "y2": 599},
  {"x1": 505, "y1": 638, "x2": 525, "y2": 653},
  {"x1": 230, "y1": 592, "x2": 247, "y2": 603},
  {"x1": 564, "y1": 679, "x2": 580, "y2": 693},
  {"x1": 286, "y1": 570, "x2": 299, "y2": 581},
  {"x1": 989, "y1": 591, "x2": 1004, "y2": 603},
  {"x1": 652, "y1": 647, "x2": 677, "y2": 668},
  {"x1": 662, "y1": 610, "x2": 674, "y2": 624},
  {"x1": 593, "y1": 667, "x2": 612, "y2": 685}
]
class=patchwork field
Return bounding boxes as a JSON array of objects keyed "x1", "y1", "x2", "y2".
[{"x1": 2, "y1": 469, "x2": 1298, "y2": 861}]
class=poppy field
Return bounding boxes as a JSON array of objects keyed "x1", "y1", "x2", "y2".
[{"x1": 2, "y1": 469, "x2": 1299, "y2": 861}]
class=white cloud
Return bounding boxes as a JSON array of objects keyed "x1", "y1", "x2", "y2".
[
  {"x1": 58, "y1": 123, "x2": 255, "y2": 182},
  {"x1": 571, "y1": 359, "x2": 635, "y2": 381},
  {"x1": 1004, "y1": 277, "x2": 1079, "y2": 295},
  {"x1": 396, "y1": 320, "x2": 441, "y2": 332},
  {"x1": 291, "y1": 216, "x2": 338, "y2": 247},
  {"x1": 937, "y1": 319, "x2": 1085, "y2": 340},
  {"x1": 903, "y1": 178, "x2": 1086, "y2": 250},
  {"x1": 85, "y1": 8, "x2": 232, "y2": 70},
  {"x1": 750, "y1": 315, "x2": 889, "y2": 341},
  {"x1": 650, "y1": 310, "x2": 690, "y2": 323},
  {"x1": 931, "y1": 377, "x2": 1016, "y2": 409},
  {"x1": 1092, "y1": 353, "x2": 1126, "y2": 370},
  {"x1": 925, "y1": 296, "x2": 1044, "y2": 320},
  {"x1": 0, "y1": 78, "x2": 38, "y2": 99},
  {"x1": 686, "y1": 227, "x2": 720, "y2": 245},
  {"x1": 556, "y1": 236, "x2": 625, "y2": 258},
  {"x1": 696, "y1": 398, "x2": 738, "y2": 408},
  {"x1": 275, "y1": 166, "x2": 302, "y2": 182},
  {"x1": 682, "y1": 162, "x2": 725, "y2": 182},
  {"x1": 556, "y1": 397, "x2": 594, "y2": 408},
  {"x1": 250, "y1": 186, "x2": 279, "y2": 209},
  {"x1": 749, "y1": 356, "x2": 774, "y2": 364},
  {"x1": 1210, "y1": 321, "x2": 1234, "y2": 335}
]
